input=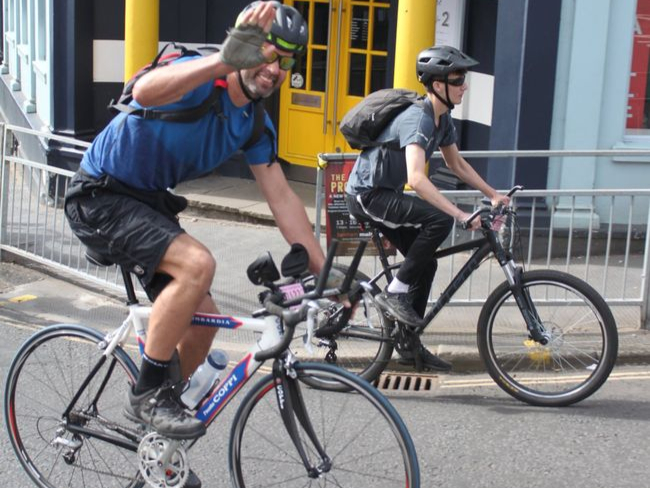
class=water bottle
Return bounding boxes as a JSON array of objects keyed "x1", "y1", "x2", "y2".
[{"x1": 180, "y1": 349, "x2": 228, "y2": 409}]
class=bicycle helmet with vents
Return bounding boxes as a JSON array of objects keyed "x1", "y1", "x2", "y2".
[
  {"x1": 416, "y1": 45, "x2": 478, "y2": 85},
  {"x1": 240, "y1": 1, "x2": 308, "y2": 54}
]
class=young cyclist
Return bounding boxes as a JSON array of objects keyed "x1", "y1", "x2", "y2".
[
  {"x1": 64, "y1": 1, "x2": 330, "y2": 467},
  {"x1": 345, "y1": 45, "x2": 509, "y2": 372}
]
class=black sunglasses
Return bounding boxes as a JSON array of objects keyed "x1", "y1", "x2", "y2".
[
  {"x1": 265, "y1": 51, "x2": 296, "y2": 71},
  {"x1": 445, "y1": 74, "x2": 466, "y2": 87}
]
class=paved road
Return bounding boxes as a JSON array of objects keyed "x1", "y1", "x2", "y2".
[
  {"x1": 2, "y1": 259, "x2": 650, "y2": 487},
  {"x1": 2, "y1": 318, "x2": 649, "y2": 487}
]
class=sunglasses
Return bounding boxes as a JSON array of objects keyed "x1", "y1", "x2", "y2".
[
  {"x1": 265, "y1": 51, "x2": 296, "y2": 71},
  {"x1": 446, "y1": 74, "x2": 466, "y2": 87}
]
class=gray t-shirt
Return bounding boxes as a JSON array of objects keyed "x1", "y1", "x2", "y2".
[{"x1": 345, "y1": 99, "x2": 457, "y2": 195}]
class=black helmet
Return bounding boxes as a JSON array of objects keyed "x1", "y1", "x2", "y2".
[
  {"x1": 241, "y1": 1, "x2": 308, "y2": 54},
  {"x1": 416, "y1": 45, "x2": 478, "y2": 85}
]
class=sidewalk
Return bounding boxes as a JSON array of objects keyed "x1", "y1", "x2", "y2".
[
  {"x1": 174, "y1": 172, "x2": 650, "y2": 370},
  {"x1": 175, "y1": 171, "x2": 323, "y2": 227}
]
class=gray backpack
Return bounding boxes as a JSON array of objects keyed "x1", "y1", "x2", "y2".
[{"x1": 339, "y1": 88, "x2": 428, "y2": 149}]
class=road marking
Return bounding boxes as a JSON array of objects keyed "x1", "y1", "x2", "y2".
[
  {"x1": 440, "y1": 370, "x2": 650, "y2": 389},
  {"x1": 8, "y1": 294, "x2": 37, "y2": 303}
]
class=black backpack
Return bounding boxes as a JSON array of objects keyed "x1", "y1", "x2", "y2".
[
  {"x1": 108, "y1": 42, "x2": 266, "y2": 151},
  {"x1": 339, "y1": 88, "x2": 428, "y2": 150}
]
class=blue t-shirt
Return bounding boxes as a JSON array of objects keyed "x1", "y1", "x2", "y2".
[
  {"x1": 81, "y1": 67, "x2": 276, "y2": 191},
  {"x1": 346, "y1": 99, "x2": 457, "y2": 194}
]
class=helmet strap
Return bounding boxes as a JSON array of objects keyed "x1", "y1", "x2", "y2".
[
  {"x1": 431, "y1": 77, "x2": 455, "y2": 111},
  {"x1": 237, "y1": 71, "x2": 262, "y2": 102}
]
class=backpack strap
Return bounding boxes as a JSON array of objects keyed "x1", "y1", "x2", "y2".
[
  {"x1": 240, "y1": 101, "x2": 277, "y2": 163},
  {"x1": 108, "y1": 42, "x2": 221, "y2": 123},
  {"x1": 241, "y1": 100, "x2": 266, "y2": 151},
  {"x1": 110, "y1": 79, "x2": 225, "y2": 123}
]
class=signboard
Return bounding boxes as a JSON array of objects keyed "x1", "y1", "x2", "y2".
[
  {"x1": 435, "y1": 0, "x2": 466, "y2": 50},
  {"x1": 323, "y1": 157, "x2": 395, "y2": 257}
]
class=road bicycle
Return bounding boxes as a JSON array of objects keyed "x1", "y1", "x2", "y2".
[
  {"x1": 4, "y1": 241, "x2": 420, "y2": 488},
  {"x1": 291, "y1": 186, "x2": 618, "y2": 407}
]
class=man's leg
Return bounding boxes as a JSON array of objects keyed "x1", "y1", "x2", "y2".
[
  {"x1": 177, "y1": 294, "x2": 220, "y2": 380},
  {"x1": 354, "y1": 190, "x2": 454, "y2": 371},
  {"x1": 126, "y1": 233, "x2": 215, "y2": 439},
  {"x1": 357, "y1": 190, "x2": 453, "y2": 326},
  {"x1": 380, "y1": 226, "x2": 437, "y2": 318},
  {"x1": 143, "y1": 233, "x2": 216, "y2": 362}
]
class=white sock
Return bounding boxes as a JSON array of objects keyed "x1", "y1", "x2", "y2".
[{"x1": 387, "y1": 278, "x2": 409, "y2": 294}]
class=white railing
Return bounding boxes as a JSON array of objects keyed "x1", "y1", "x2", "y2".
[{"x1": 1, "y1": 124, "x2": 649, "y2": 328}]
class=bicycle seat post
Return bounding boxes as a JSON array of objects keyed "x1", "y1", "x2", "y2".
[
  {"x1": 119, "y1": 266, "x2": 140, "y2": 306},
  {"x1": 370, "y1": 227, "x2": 394, "y2": 281}
]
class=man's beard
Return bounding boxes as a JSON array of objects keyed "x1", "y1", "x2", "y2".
[{"x1": 240, "y1": 67, "x2": 280, "y2": 99}]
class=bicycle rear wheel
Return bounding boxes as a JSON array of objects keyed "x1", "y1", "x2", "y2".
[
  {"x1": 290, "y1": 267, "x2": 394, "y2": 389},
  {"x1": 4, "y1": 324, "x2": 143, "y2": 488},
  {"x1": 477, "y1": 270, "x2": 618, "y2": 407},
  {"x1": 229, "y1": 362, "x2": 419, "y2": 488}
]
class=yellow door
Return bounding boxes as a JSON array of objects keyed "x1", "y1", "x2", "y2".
[{"x1": 277, "y1": 0, "x2": 392, "y2": 168}]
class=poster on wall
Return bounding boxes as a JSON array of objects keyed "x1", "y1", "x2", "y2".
[
  {"x1": 627, "y1": 0, "x2": 650, "y2": 130},
  {"x1": 435, "y1": 0, "x2": 466, "y2": 49},
  {"x1": 323, "y1": 159, "x2": 394, "y2": 257}
]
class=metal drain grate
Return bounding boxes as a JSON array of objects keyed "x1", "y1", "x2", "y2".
[{"x1": 373, "y1": 373, "x2": 437, "y2": 393}]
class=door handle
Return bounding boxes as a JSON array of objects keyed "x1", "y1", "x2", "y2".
[
  {"x1": 331, "y1": 0, "x2": 344, "y2": 136},
  {"x1": 322, "y1": 1, "x2": 335, "y2": 134}
]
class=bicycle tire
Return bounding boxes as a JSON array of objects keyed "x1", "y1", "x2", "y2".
[
  {"x1": 4, "y1": 324, "x2": 144, "y2": 488},
  {"x1": 291, "y1": 266, "x2": 394, "y2": 390},
  {"x1": 229, "y1": 362, "x2": 419, "y2": 488},
  {"x1": 477, "y1": 270, "x2": 618, "y2": 407}
]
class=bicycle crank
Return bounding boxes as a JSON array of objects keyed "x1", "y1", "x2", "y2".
[{"x1": 137, "y1": 432, "x2": 189, "y2": 488}]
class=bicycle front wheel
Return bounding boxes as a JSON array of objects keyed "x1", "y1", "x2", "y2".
[
  {"x1": 4, "y1": 324, "x2": 142, "y2": 488},
  {"x1": 477, "y1": 270, "x2": 618, "y2": 407},
  {"x1": 229, "y1": 362, "x2": 419, "y2": 488}
]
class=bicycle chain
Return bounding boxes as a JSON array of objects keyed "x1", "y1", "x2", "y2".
[{"x1": 73, "y1": 410, "x2": 147, "y2": 441}]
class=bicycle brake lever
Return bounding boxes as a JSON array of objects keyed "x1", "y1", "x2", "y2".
[{"x1": 302, "y1": 302, "x2": 320, "y2": 356}]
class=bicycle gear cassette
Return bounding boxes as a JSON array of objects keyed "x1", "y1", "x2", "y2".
[{"x1": 137, "y1": 432, "x2": 189, "y2": 488}]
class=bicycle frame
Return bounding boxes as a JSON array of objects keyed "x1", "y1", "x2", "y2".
[
  {"x1": 61, "y1": 266, "x2": 332, "y2": 475},
  {"x1": 368, "y1": 221, "x2": 545, "y2": 338}
]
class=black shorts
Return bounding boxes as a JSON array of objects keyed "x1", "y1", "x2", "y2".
[{"x1": 64, "y1": 171, "x2": 188, "y2": 300}]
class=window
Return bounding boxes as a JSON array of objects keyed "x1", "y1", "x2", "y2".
[{"x1": 626, "y1": 0, "x2": 650, "y2": 135}]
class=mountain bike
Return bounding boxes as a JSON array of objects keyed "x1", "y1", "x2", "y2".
[
  {"x1": 4, "y1": 241, "x2": 420, "y2": 488},
  {"x1": 291, "y1": 186, "x2": 618, "y2": 407}
]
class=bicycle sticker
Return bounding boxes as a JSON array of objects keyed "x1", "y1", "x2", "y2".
[{"x1": 279, "y1": 282, "x2": 304, "y2": 303}]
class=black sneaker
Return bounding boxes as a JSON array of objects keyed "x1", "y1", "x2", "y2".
[
  {"x1": 375, "y1": 291, "x2": 424, "y2": 327},
  {"x1": 397, "y1": 344, "x2": 452, "y2": 372},
  {"x1": 124, "y1": 383, "x2": 207, "y2": 440}
]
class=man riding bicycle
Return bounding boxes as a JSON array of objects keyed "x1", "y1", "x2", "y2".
[
  {"x1": 345, "y1": 45, "x2": 509, "y2": 372},
  {"x1": 64, "y1": 1, "x2": 329, "y2": 473}
]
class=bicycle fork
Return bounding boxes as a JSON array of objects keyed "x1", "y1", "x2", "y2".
[
  {"x1": 501, "y1": 260, "x2": 549, "y2": 344},
  {"x1": 272, "y1": 359, "x2": 332, "y2": 478}
]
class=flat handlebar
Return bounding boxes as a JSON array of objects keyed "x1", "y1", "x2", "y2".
[{"x1": 460, "y1": 185, "x2": 523, "y2": 230}]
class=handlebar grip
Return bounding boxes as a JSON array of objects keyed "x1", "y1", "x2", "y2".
[{"x1": 505, "y1": 185, "x2": 523, "y2": 197}]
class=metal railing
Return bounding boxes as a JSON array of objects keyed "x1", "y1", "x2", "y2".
[
  {"x1": 1, "y1": 124, "x2": 649, "y2": 328},
  {"x1": 315, "y1": 153, "x2": 650, "y2": 329}
]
